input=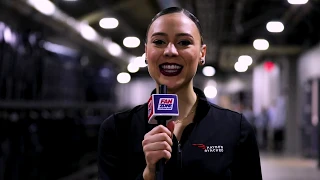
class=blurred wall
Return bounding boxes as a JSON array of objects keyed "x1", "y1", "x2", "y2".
[
  {"x1": 253, "y1": 63, "x2": 280, "y2": 115},
  {"x1": 115, "y1": 73, "x2": 252, "y2": 110},
  {"x1": 295, "y1": 43, "x2": 320, "y2": 156},
  {"x1": 115, "y1": 77, "x2": 155, "y2": 109},
  {"x1": 298, "y1": 44, "x2": 320, "y2": 84}
]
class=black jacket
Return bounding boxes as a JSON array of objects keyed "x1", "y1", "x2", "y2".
[{"x1": 98, "y1": 88, "x2": 262, "y2": 180}]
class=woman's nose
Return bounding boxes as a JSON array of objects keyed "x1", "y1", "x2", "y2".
[{"x1": 164, "y1": 43, "x2": 178, "y2": 57}]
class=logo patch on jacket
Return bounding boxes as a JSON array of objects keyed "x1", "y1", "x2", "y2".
[{"x1": 192, "y1": 144, "x2": 224, "y2": 153}]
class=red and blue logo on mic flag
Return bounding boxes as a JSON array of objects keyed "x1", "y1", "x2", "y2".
[
  {"x1": 154, "y1": 94, "x2": 178, "y2": 114},
  {"x1": 157, "y1": 98, "x2": 174, "y2": 110},
  {"x1": 147, "y1": 94, "x2": 179, "y2": 124}
]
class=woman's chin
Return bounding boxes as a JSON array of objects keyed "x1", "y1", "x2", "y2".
[
  {"x1": 155, "y1": 73, "x2": 193, "y2": 92},
  {"x1": 158, "y1": 79, "x2": 183, "y2": 92}
]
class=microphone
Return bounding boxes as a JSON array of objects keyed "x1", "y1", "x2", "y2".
[
  {"x1": 147, "y1": 85, "x2": 179, "y2": 180},
  {"x1": 147, "y1": 85, "x2": 179, "y2": 125}
]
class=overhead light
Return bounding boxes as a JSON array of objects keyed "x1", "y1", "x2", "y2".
[
  {"x1": 127, "y1": 62, "x2": 139, "y2": 73},
  {"x1": 79, "y1": 23, "x2": 97, "y2": 41},
  {"x1": 234, "y1": 61, "x2": 248, "y2": 72},
  {"x1": 135, "y1": 56, "x2": 147, "y2": 68},
  {"x1": 264, "y1": 61, "x2": 275, "y2": 72},
  {"x1": 117, "y1": 72, "x2": 131, "y2": 84},
  {"x1": 131, "y1": 53, "x2": 147, "y2": 68},
  {"x1": 106, "y1": 42, "x2": 122, "y2": 56},
  {"x1": 43, "y1": 41, "x2": 78, "y2": 56},
  {"x1": 204, "y1": 86, "x2": 217, "y2": 98},
  {"x1": 3, "y1": 27, "x2": 13, "y2": 43},
  {"x1": 0, "y1": 22, "x2": 5, "y2": 41},
  {"x1": 0, "y1": 21, "x2": 5, "y2": 30},
  {"x1": 253, "y1": 39, "x2": 269, "y2": 50},
  {"x1": 238, "y1": 55, "x2": 253, "y2": 66},
  {"x1": 123, "y1": 36, "x2": 140, "y2": 48},
  {"x1": 266, "y1": 21, "x2": 284, "y2": 33},
  {"x1": 202, "y1": 66, "x2": 216, "y2": 76},
  {"x1": 100, "y1": 68, "x2": 110, "y2": 78},
  {"x1": 141, "y1": 53, "x2": 146, "y2": 59},
  {"x1": 99, "y1": 18, "x2": 119, "y2": 29},
  {"x1": 27, "y1": 0, "x2": 56, "y2": 16},
  {"x1": 287, "y1": 0, "x2": 308, "y2": 5}
]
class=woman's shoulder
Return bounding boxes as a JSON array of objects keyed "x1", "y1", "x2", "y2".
[
  {"x1": 207, "y1": 102, "x2": 252, "y2": 129},
  {"x1": 114, "y1": 104, "x2": 146, "y2": 119},
  {"x1": 208, "y1": 102, "x2": 242, "y2": 118},
  {"x1": 100, "y1": 103, "x2": 147, "y2": 130},
  {"x1": 206, "y1": 103, "x2": 255, "y2": 140}
]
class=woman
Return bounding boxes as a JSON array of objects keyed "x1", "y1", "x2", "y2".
[{"x1": 98, "y1": 7, "x2": 262, "y2": 180}]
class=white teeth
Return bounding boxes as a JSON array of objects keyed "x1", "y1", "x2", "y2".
[
  {"x1": 161, "y1": 65, "x2": 182, "y2": 70},
  {"x1": 164, "y1": 70, "x2": 177, "y2": 73}
]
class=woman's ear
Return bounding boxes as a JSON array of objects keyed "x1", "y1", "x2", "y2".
[
  {"x1": 199, "y1": 44, "x2": 207, "y2": 65},
  {"x1": 200, "y1": 44, "x2": 207, "y2": 59},
  {"x1": 144, "y1": 44, "x2": 147, "y2": 64}
]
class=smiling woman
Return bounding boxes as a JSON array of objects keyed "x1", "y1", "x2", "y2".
[
  {"x1": 98, "y1": 6, "x2": 262, "y2": 180},
  {"x1": 145, "y1": 10, "x2": 206, "y2": 92}
]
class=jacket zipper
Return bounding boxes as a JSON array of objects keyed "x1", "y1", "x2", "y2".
[{"x1": 178, "y1": 142, "x2": 182, "y2": 168}]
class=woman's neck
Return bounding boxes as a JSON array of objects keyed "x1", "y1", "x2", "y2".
[{"x1": 157, "y1": 83, "x2": 197, "y2": 120}]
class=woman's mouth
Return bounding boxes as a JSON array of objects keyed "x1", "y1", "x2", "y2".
[{"x1": 159, "y1": 63, "x2": 183, "y2": 76}]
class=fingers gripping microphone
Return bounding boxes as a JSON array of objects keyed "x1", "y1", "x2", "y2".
[{"x1": 147, "y1": 85, "x2": 179, "y2": 180}]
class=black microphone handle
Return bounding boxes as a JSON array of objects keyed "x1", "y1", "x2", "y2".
[
  {"x1": 159, "y1": 84, "x2": 167, "y2": 94},
  {"x1": 156, "y1": 118, "x2": 167, "y2": 180},
  {"x1": 157, "y1": 85, "x2": 170, "y2": 126},
  {"x1": 156, "y1": 85, "x2": 168, "y2": 180},
  {"x1": 156, "y1": 158, "x2": 166, "y2": 180}
]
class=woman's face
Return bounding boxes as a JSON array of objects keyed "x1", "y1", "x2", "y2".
[{"x1": 145, "y1": 12, "x2": 206, "y2": 91}]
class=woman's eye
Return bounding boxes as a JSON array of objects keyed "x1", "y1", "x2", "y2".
[
  {"x1": 152, "y1": 40, "x2": 166, "y2": 45},
  {"x1": 178, "y1": 40, "x2": 191, "y2": 46}
]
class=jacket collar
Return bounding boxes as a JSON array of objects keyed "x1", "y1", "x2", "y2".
[
  {"x1": 149, "y1": 87, "x2": 210, "y2": 123},
  {"x1": 145, "y1": 87, "x2": 212, "y2": 146}
]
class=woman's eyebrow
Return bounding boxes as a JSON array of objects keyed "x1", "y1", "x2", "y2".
[
  {"x1": 151, "y1": 32, "x2": 194, "y2": 38},
  {"x1": 176, "y1": 33, "x2": 194, "y2": 38},
  {"x1": 151, "y1": 32, "x2": 167, "y2": 37}
]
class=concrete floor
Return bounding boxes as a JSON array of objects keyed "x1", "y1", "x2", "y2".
[
  {"x1": 261, "y1": 154, "x2": 320, "y2": 180},
  {"x1": 58, "y1": 153, "x2": 320, "y2": 180}
]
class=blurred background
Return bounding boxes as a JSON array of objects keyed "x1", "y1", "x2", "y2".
[{"x1": 0, "y1": 0, "x2": 320, "y2": 179}]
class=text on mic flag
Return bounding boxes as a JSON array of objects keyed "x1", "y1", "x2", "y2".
[{"x1": 148, "y1": 94, "x2": 179, "y2": 124}]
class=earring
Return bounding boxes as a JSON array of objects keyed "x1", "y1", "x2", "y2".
[
  {"x1": 200, "y1": 59, "x2": 205, "y2": 65},
  {"x1": 145, "y1": 59, "x2": 148, "y2": 64}
]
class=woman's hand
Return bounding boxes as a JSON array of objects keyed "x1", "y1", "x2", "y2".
[{"x1": 142, "y1": 123, "x2": 174, "y2": 179}]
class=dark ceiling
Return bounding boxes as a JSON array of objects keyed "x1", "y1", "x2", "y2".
[
  {"x1": 1, "y1": 0, "x2": 320, "y2": 76},
  {"x1": 52, "y1": 0, "x2": 160, "y2": 58}
]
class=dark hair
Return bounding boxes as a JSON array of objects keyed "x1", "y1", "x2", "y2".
[{"x1": 145, "y1": 7, "x2": 204, "y2": 45}]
